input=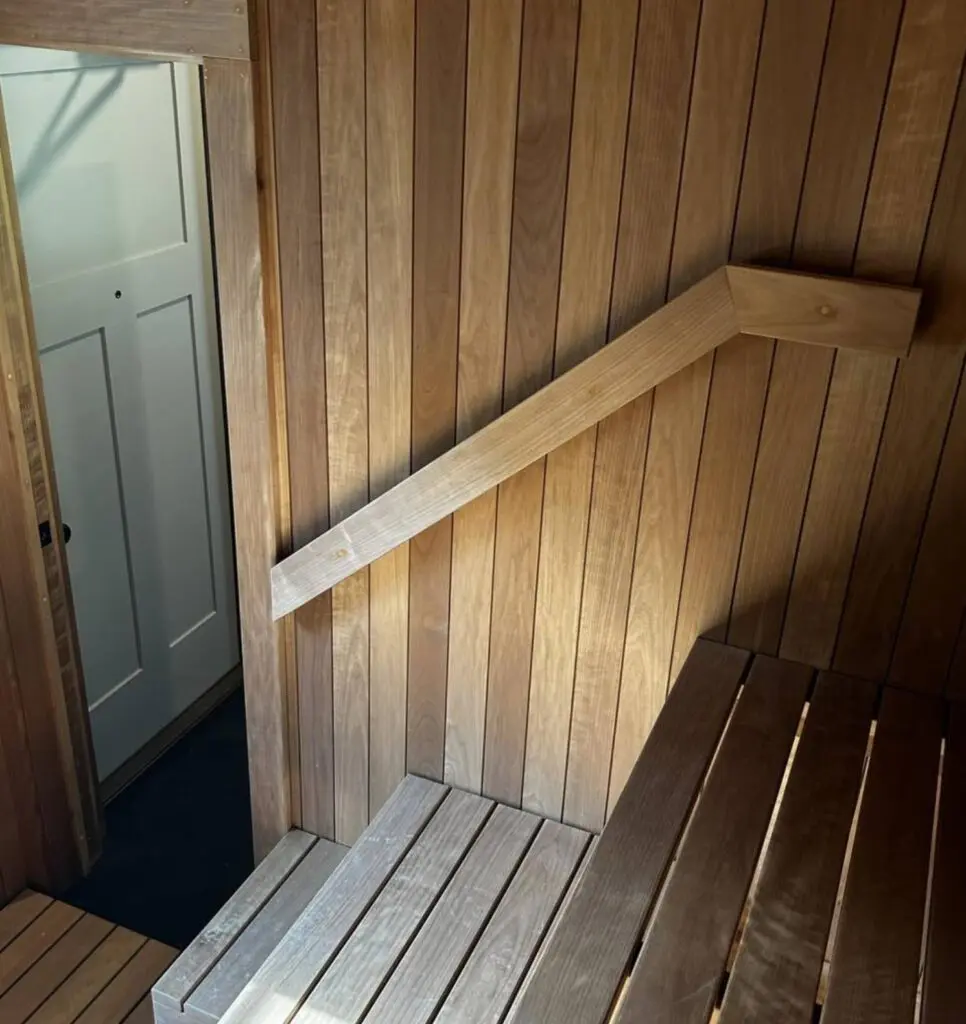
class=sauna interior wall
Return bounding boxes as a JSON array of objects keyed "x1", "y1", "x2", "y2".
[{"x1": 263, "y1": 0, "x2": 966, "y2": 842}]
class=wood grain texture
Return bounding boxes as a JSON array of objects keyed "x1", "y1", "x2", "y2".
[
  {"x1": 614, "y1": 655, "x2": 811, "y2": 1024},
  {"x1": 730, "y1": 0, "x2": 903, "y2": 655},
  {"x1": 297, "y1": 789, "x2": 491, "y2": 1024},
  {"x1": 273, "y1": 269, "x2": 743, "y2": 618},
  {"x1": 408, "y1": 0, "x2": 467, "y2": 781},
  {"x1": 891, "y1": 378, "x2": 966, "y2": 693},
  {"x1": 821, "y1": 687, "x2": 942, "y2": 1024},
  {"x1": 951, "y1": 624, "x2": 966, "y2": 698},
  {"x1": 444, "y1": 0, "x2": 522, "y2": 795},
  {"x1": 509, "y1": 640, "x2": 749, "y2": 1024},
  {"x1": 218, "y1": 776, "x2": 445, "y2": 1024},
  {"x1": 0, "y1": 107, "x2": 85, "y2": 887},
  {"x1": 74, "y1": 940, "x2": 176, "y2": 1024},
  {"x1": 366, "y1": 0, "x2": 414, "y2": 822},
  {"x1": 900, "y1": 700, "x2": 965, "y2": 1021},
  {"x1": 0, "y1": 0, "x2": 249, "y2": 60},
  {"x1": 617, "y1": 0, "x2": 763, "y2": 744},
  {"x1": 0, "y1": 893, "x2": 51, "y2": 954},
  {"x1": 364, "y1": 804, "x2": 539, "y2": 1024},
  {"x1": 561, "y1": 397, "x2": 649, "y2": 831},
  {"x1": 0, "y1": 903, "x2": 83, "y2": 996},
  {"x1": 920, "y1": 702, "x2": 966, "y2": 1022},
  {"x1": 318, "y1": 0, "x2": 369, "y2": 845},
  {"x1": 204, "y1": 60, "x2": 291, "y2": 858},
  {"x1": 783, "y1": 0, "x2": 964, "y2": 669},
  {"x1": 154, "y1": 829, "x2": 316, "y2": 1013},
  {"x1": 673, "y1": 0, "x2": 832, "y2": 682},
  {"x1": 268, "y1": 0, "x2": 334, "y2": 845},
  {"x1": 840, "y1": 63, "x2": 966, "y2": 685},
  {"x1": 188, "y1": 839, "x2": 347, "y2": 1021},
  {"x1": 0, "y1": 654, "x2": 27, "y2": 903},
  {"x1": 0, "y1": 913, "x2": 112, "y2": 1024},
  {"x1": 524, "y1": 0, "x2": 639, "y2": 824},
  {"x1": 436, "y1": 820, "x2": 589, "y2": 1024},
  {"x1": 52, "y1": 927, "x2": 147, "y2": 1024},
  {"x1": 728, "y1": 267, "x2": 920, "y2": 355},
  {"x1": 483, "y1": 0, "x2": 579, "y2": 808},
  {"x1": 0, "y1": 89, "x2": 100, "y2": 874},
  {"x1": 719, "y1": 673, "x2": 876, "y2": 1024},
  {"x1": 607, "y1": 0, "x2": 702, "y2": 813}
]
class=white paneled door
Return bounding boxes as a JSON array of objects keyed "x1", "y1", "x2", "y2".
[{"x1": 0, "y1": 48, "x2": 239, "y2": 780}]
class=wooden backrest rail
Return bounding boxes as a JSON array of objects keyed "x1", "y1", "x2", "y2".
[{"x1": 271, "y1": 265, "x2": 920, "y2": 620}]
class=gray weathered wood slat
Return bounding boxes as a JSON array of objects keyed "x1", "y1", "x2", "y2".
[
  {"x1": 295, "y1": 789, "x2": 493, "y2": 1024},
  {"x1": 0, "y1": 892, "x2": 52, "y2": 953},
  {"x1": 188, "y1": 838, "x2": 348, "y2": 1021},
  {"x1": 613, "y1": 655, "x2": 812, "y2": 1024},
  {"x1": 919, "y1": 700, "x2": 966, "y2": 1024},
  {"x1": 719, "y1": 672, "x2": 876, "y2": 1023},
  {"x1": 363, "y1": 804, "x2": 541, "y2": 1024},
  {"x1": 218, "y1": 775, "x2": 448, "y2": 1024},
  {"x1": 435, "y1": 820, "x2": 590, "y2": 1024},
  {"x1": 507, "y1": 638, "x2": 750, "y2": 1024},
  {"x1": 822, "y1": 687, "x2": 943, "y2": 1024},
  {"x1": 506, "y1": 836, "x2": 599, "y2": 1022},
  {"x1": 154, "y1": 828, "x2": 317, "y2": 1017}
]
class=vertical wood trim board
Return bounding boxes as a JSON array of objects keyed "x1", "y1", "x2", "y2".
[
  {"x1": 483, "y1": 0, "x2": 579, "y2": 808},
  {"x1": 261, "y1": 0, "x2": 966, "y2": 838},
  {"x1": 267, "y1": 0, "x2": 335, "y2": 843},
  {"x1": 318, "y1": 0, "x2": 369, "y2": 845},
  {"x1": 408, "y1": 0, "x2": 468, "y2": 782},
  {"x1": 204, "y1": 59, "x2": 292, "y2": 858},
  {"x1": 444, "y1": 0, "x2": 522, "y2": 796},
  {"x1": 365, "y1": 0, "x2": 415, "y2": 828}
]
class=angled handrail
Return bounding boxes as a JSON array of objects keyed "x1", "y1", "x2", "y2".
[{"x1": 271, "y1": 265, "x2": 920, "y2": 621}]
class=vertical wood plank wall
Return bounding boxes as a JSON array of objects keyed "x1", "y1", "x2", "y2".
[{"x1": 264, "y1": 0, "x2": 966, "y2": 840}]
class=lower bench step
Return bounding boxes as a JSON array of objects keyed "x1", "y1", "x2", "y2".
[
  {"x1": 152, "y1": 832, "x2": 346, "y2": 1023},
  {"x1": 153, "y1": 777, "x2": 591, "y2": 1024}
]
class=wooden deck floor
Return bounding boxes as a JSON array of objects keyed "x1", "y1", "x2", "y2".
[{"x1": 0, "y1": 889, "x2": 177, "y2": 1023}]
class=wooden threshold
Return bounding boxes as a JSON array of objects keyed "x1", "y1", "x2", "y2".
[{"x1": 271, "y1": 266, "x2": 921, "y2": 620}]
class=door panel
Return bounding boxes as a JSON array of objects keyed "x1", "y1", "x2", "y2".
[
  {"x1": 39, "y1": 328, "x2": 141, "y2": 707},
  {"x1": 135, "y1": 295, "x2": 218, "y2": 645},
  {"x1": 0, "y1": 48, "x2": 239, "y2": 780},
  {"x1": 1, "y1": 60, "x2": 187, "y2": 288}
]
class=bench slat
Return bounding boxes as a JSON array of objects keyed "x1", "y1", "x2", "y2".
[
  {"x1": 296, "y1": 789, "x2": 493, "y2": 1023},
  {"x1": 720, "y1": 672, "x2": 876, "y2": 1023},
  {"x1": 822, "y1": 687, "x2": 942, "y2": 1024},
  {"x1": 154, "y1": 828, "x2": 318, "y2": 1015},
  {"x1": 187, "y1": 838, "x2": 347, "y2": 1021},
  {"x1": 435, "y1": 820, "x2": 590, "y2": 1024},
  {"x1": 614, "y1": 655, "x2": 811, "y2": 1024},
  {"x1": 508, "y1": 638, "x2": 750, "y2": 1024},
  {"x1": 920, "y1": 701, "x2": 966, "y2": 1024},
  {"x1": 219, "y1": 775, "x2": 448, "y2": 1024},
  {"x1": 364, "y1": 804, "x2": 541, "y2": 1024}
]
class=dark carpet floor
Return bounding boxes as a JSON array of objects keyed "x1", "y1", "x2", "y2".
[{"x1": 65, "y1": 689, "x2": 254, "y2": 950}]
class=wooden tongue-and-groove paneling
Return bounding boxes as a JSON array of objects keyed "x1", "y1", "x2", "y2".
[{"x1": 264, "y1": 0, "x2": 966, "y2": 840}]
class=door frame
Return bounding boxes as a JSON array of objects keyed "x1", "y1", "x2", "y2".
[{"x1": 0, "y1": 0, "x2": 293, "y2": 884}]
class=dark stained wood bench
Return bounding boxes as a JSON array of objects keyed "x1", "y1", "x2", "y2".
[{"x1": 154, "y1": 639, "x2": 966, "y2": 1023}]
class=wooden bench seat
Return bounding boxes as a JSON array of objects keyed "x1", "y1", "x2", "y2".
[{"x1": 153, "y1": 639, "x2": 966, "y2": 1024}]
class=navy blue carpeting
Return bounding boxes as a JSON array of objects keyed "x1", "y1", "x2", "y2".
[{"x1": 65, "y1": 689, "x2": 254, "y2": 950}]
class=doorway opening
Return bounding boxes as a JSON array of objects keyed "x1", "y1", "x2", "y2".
[{"x1": 0, "y1": 43, "x2": 254, "y2": 946}]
